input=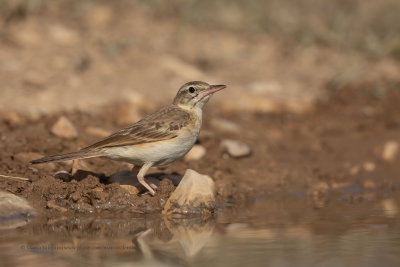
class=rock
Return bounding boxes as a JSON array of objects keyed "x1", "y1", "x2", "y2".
[
  {"x1": 0, "y1": 191, "x2": 35, "y2": 229},
  {"x1": 46, "y1": 200, "x2": 67, "y2": 213},
  {"x1": 163, "y1": 169, "x2": 216, "y2": 217},
  {"x1": 120, "y1": 185, "x2": 140, "y2": 195},
  {"x1": 184, "y1": 145, "x2": 206, "y2": 161},
  {"x1": 211, "y1": 118, "x2": 240, "y2": 133},
  {"x1": 51, "y1": 116, "x2": 78, "y2": 139},
  {"x1": 363, "y1": 161, "x2": 376, "y2": 172},
  {"x1": 382, "y1": 141, "x2": 398, "y2": 162},
  {"x1": 220, "y1": 139, "x2": 252, "y2": 158},
  {"x1": 0, "y1": 110, "x2": 25, "y2": 125},
  {"x1": 85, "y1": 126, "x2": 111, "y2": 138}
]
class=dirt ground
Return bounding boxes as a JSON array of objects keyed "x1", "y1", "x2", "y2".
[{"x1": 1, "y1": 81, "x2": 400, "y2": 218}]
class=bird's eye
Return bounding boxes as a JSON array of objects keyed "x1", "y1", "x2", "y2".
[{"x1": 188, "y1": 87, "x2": 195, "y2": 93}]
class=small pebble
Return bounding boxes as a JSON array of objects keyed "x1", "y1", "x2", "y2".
[
  {"x1": 120, "y1": 185, "x2": 140, "y2": 195},
  {"x1": 220, "y1": 139, "x2": 252, "y2": 158},
  {"x1": 51, "y1": 116, "x2": 78, "y2": 139},
  {"x1": 0, "y1": 110, "x2": 25, "y2": 125},
  {"x1": 363, "y1": 161, "x2": 376, "y2": 172},
  {"x1": 382, "y1": 141, "x2": 398, "y2": 162},
  {"x1": 184, "y1": 145, "x2": 206, "y2": 161}
]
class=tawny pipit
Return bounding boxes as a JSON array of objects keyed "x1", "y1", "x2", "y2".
[{"x1": 31, "y1": 81, "x2": 226, "y2": 195}]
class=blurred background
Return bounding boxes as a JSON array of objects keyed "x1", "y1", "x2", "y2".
[
  {"x1": 1, "y1": 0, "x2": 400, "y2": 115},
  {"x1": 1, "y1": 1, "x2": 400, "y2": 266}
]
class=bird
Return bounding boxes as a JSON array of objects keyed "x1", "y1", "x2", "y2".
[{"x1": 31, "y1": 81, "x2": 226, "y2": 195}]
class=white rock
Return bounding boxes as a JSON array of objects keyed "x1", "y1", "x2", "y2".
[
  {"x1": 382, "y1": 141, "x2": 398, "y2": 162},
  {"x1": 51, "y1": 116, "x2": 78, "y2": 139},
  {"x1": 184, "y1": 145, "x2": 206, "y2": 161},
  {"x1": 163, "y1": 169, "x2": 216, "y2": 216},
  {"x1": 220, "y1": 139, "x2": 252, "y2": 158},
  {"x1": 0, "y1": 191, "x2": 35, "y2": 229},
  {"x1": 211, "y1": 118, "x2": 240, "y2": 133}
]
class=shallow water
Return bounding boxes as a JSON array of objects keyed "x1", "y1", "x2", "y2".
[{"x1": 1, "y1": 193, "x2": 400, "y2": 267}]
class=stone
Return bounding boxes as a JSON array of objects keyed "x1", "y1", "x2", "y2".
[
  {"x1": 85, "y1": 126, "x2": 111, "y2": 138},
  {"x1": 382, "y1": 141, "x2": 398, "y2": 162},
  {"x1": 184, "y1": 145, "x2": 206, "y2": 161},
  {"x1": 163, "y1": 169, "x2": 216, "y2": 217},
  {"x1": 211, "y1": 118, "x2": 240, "y2": 133},
  {"x1": 0, "y1": 110, "x2": 25, "y2": 125},
  {"x1": 363, "y1": 161, "x2": 376, "y2": 172},
  {"x1": 120, "y1": 185, "x2": 140, "y2": 195},
  {"x1": 220, "y1": 139, "x2": 252, "y2": 158},
  {"x1": 46, "y1": 200, "x2": 67, "y2": 213},
  {"x1": 0, "y1": 191, "x2": 35, "y2": 229},
  {"x1": 51, "y1": 116, "x2": 78, "y2": 139}
]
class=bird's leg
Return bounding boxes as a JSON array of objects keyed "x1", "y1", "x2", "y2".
[
  {"x1": 135, "y1": 162, "x2": 156, "y2": 196},
  {"x1": 132, "y1": 165, "x2": 158, "y2": 190}
]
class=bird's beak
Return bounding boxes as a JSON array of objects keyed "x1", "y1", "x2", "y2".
[{"x1": 200, "y1": 84, "x2": 226, "y2": 98}]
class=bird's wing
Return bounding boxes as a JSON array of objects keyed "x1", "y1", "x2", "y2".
[{"x1": 83, "y1": 105, "x2": 192, "y2": 150}]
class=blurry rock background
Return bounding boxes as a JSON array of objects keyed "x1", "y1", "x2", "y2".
[{"x1": 1, "y1": 0, "x2": 400, "y2": 115}]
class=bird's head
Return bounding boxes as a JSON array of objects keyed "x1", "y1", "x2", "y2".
[{"x1": 173, "y1": 81, "x2": 226, "y2": 109}]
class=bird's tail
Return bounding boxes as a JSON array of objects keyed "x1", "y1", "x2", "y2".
[{"x1": 30, "y1": 149, "x2": 102, "y2": 164}]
